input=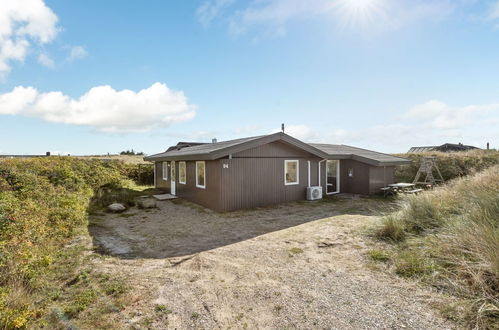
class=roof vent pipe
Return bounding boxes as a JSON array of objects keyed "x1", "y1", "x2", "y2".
[
  {"x1": 212, "y1": 138, "x2": 217, "y2": 143},
  {"x1": 487, "y1": 142, "x2": 490, "y2": 150},
  {"x1": 281, "y1": 123, "x2": 285, "y2": 132}
]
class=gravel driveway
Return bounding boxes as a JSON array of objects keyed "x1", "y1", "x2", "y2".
[{"x1": 89, "y1": 196, "x2": 454, "y2": 329}]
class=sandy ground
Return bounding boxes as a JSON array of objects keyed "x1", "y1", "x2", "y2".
[{"x1": 89, "y1": 196, "x2": 454, "y2": 329}]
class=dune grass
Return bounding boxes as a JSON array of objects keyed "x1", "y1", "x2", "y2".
[
  {"x1": 393, "y1": 149, "x2": 499, "y2": 183},
  {"x1": 373, "y1": 165, "x2": 499, "y2": 328}
]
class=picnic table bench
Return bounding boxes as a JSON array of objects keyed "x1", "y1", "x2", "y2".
[{"x1": 381, "y1": 183, "x2": 424, "y2": 196}]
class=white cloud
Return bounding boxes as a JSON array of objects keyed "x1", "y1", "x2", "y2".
[
  {"x1": 0, "y1": 0, "x2": 59, "y2": 78},
  {"x1": 67, "y1": 45, "x2": 88, "y2": 61},
  {"x1": 199, "y1": 0, "x2": 456, "y2": 37},
  {"x1": 37, "y1": 53, "x2": 54, "y2": 68},
  {"x1": 272, "y1": 100, "x2": 499, "y2": 152},
  {"x1": 405, "y1": 100, "x2": 499, "y2": 130},
  {"x1": 197, "y1": 0, "x2": 235, "y2": 27},
  {"x1": 488, "y1": 0, "x2": 499, "y2": 20},
  {"x1": 0, "y1": 83, "x2": 196, "y2": 133}
]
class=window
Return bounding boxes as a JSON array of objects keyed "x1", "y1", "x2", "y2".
[
  {"x1": 196, "y1": 161, "x2": 206, "y2": 188},
  {"x1": 179, "y1": 161, "x2": 186, "y2": 184},
  {"x1": 162, "y1": 162, "x2": 168, "y2": 180},
  {"x1": 284, "y1": 160, "x2": 299, "y2": 185},
  {"x1": 326, "y1": 160, "x2": 340, "y2": 194}
]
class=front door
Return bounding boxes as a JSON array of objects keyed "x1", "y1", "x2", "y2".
[
  {"x1": 171, "y1": 160, "x2": 176, "y2": 195},
  {"x1": 326, "y1": 160, "x2": 340, "y2": 194}
]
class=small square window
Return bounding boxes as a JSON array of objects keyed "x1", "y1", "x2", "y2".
[{"x1": 284, "y1": 160, "x2": 299, "y2": 185}]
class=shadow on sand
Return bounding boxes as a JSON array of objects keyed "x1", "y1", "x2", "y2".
[{"x1": 88, "y1": 194, "x2": 393, "y2": 260}]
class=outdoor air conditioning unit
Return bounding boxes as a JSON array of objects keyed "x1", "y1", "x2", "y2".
[{"x1": 306, "y1": 186, "x2": 323, "y2": 201}]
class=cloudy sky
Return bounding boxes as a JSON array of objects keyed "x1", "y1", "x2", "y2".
[{"x1": 0, "y1": 0, "x2": 498, "y2": 155}]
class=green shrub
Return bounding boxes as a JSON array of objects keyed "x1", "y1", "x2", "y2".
[{"x1": 0, "y1": 157, "x2": 132, "y2": 328}]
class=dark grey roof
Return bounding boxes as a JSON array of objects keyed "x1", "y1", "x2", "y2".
[
  {"x1": 145, "y1": 132, "x2": 411, "y2": 166},
  {"x1": 310, "y1": 144, "x2": 411, "y2": 166},
  {"x1": 144, "y1": 133, "x2": 330, "y2": 161},
  {"x1": 408, "y1": 143, "x2": 478, "y2": 153}
]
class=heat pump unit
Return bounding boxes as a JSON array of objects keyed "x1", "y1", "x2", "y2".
[{"x1": 307, "y1": 186, "x2": 323, "y2": 201}]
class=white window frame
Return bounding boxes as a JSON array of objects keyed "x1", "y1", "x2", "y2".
[
  {"x1": 196, "y1": 161, "x2": 206, "y2": 189},
  {"x1": 162, "y1": 161, "x2": 168, "y2": 180},
  {"x1": 179, "y1": 161, "x2": 186, "y2": 184},
  {"x1": 284, "y1": 160, "x2": 299, "y2": 185}
]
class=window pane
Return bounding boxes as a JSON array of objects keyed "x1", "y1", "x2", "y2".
[
  {"x1": 162, "y1": 162, "x2": 168, "y2": 180},
  {"x1": 286, "y1": 161, "x2": 298, "y2": 184},
  {"x1": 171, "y1": 162, "x2": 176, "y2": 182},
  {"x1": 179, "y1": 162, "x2": 186, "y2": 183},
  {"x1": 326, "y1": 160, "x2": 338, "y2": 193},
  {"x1": 197, "y1": 162, "x2": 205, "y2": 187}
]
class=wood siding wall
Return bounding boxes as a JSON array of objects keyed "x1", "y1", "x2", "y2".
[
  {"x1": 176, "y1": 160, "x2": 223, "y2": 211},
  {"x1": 369, "y1": 166, "x2": 395, "y2": 194},
  {"x1": 153, "y1": 141, "x2": 396, "y2": 211},
  {"x1": 155, "y1": 161, "x2": 170, "y2": 190}
]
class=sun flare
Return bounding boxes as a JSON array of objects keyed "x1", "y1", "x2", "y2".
[{"x1": 332, "y1": 0, "x2": 388, "y2": 30}]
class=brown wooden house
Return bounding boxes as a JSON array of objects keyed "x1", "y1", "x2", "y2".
[{"x1": 144, "y1": 132, "x2": 410, "y2": 212}]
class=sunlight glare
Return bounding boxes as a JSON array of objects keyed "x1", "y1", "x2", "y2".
[{"x1": 332, "y1": 0, "x2": 388, "y2": 31}]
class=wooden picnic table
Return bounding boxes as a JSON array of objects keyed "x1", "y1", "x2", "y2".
[{"x1": 381, "y1": 183, "x2": 423, "y2": 196}]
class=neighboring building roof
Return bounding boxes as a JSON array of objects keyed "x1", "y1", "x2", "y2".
[
  {"x1": 408, "y1": 143, "x2": 478, "y2": 153},
  {"x1": 310, "y1": 144, "x2": 411, "y2": 166},
  {"x1": 145, "y1": 132, "x2": 411, "y2": 166},
  {"x1": 144, "y1": 132, "x2": 330, "y2": 161}
]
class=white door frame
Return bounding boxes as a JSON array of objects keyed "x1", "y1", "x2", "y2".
[
  {"x1": 170, "y1": 160, "x2": 176, "y2": 195},
  {"x1": 326, "y1": 160, "x2": 340, "y2": 195}
]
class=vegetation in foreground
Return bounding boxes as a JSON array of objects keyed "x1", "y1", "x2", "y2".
[
  {"x1": 394, "y1": 149, "x2": 499, "y2": 183},
  {"x1": 0, "y1": 157, "x2": 150, "y2": 329},
  {"x1": 372, "y1": 165, "x2": 499, "y2": 328}
]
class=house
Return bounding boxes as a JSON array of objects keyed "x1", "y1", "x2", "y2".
[
  {"x1": 144, "y1": 132, "x2": 410, "y2": 212},
  {"x1": 408, "y1": 143, "x2": 478, "y2": 153}
]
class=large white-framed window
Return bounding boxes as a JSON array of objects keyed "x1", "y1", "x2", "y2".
[
  {"x1": 284, "y1": 160, "x2": 299, "y2": 185},
  {"x1": 162, "y1": 161, "x2": 168, "y2": 180},
  {"x1": 196, "y1": 161, "x2": 206, "y2": 189},
  {"x1": 179, "y1": 161, "x2": 186, "y2": 184}
]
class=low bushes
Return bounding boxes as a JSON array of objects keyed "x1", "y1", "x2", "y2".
[
  {"x1": 373, "y1": 165, "x2": 499, "y2": 328},
  {"x1": 0, "y1": 157, "x2": 132, "y2": 328},
  {"x1": 394, "y1": 149, "x2": 499, "y2": 183}
]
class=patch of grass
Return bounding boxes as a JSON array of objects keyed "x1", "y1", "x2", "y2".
[
  {"x1": 191, "y1": 312, "x2": 200, "y2": 320},
  {"x1": 374, "y1": 215, "x2": 406, "y2": 242},
  {"x1": 64, "y1": 288, "x2": 99, "y2": 317},
  {"x1": 394, "y1": 250, "x2": 434, "y2": 278},
  {"x1": 155, "y1": 304, "x2": 172, "y2": 314},
  {"x1": 273, "y1": 305, "x2": 283, "y2": 313},
  {"x1": 289, "y1": 247, "x2": 304, "y2": 254},
  {"x1": 103, "y1": 280, "x2": 128, "y2": 296},
  {"x1": 367, "y1": 249, "x2": 391, "y2": 262},
  {"x1": 372, "y1": 165, "x2": 499, "y2": 328}
]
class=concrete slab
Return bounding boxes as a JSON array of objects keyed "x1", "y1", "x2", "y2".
[{"x1": 153, "y1": 194, "x2": 178, "y2": 200}]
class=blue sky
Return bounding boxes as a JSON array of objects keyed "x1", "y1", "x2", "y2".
[{"x1": 0, "y1": 0, "x2": 498, "y2": 155}]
